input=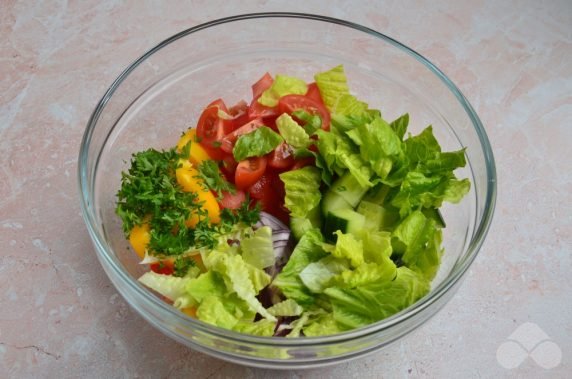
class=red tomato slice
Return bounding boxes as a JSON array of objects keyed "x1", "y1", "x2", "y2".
[
  {"x1": 251, "y1": 72, "x2": 273, "y2": 99},
  {"x1": 219, "y1": 190, "x2": 246, "y2": 210},
  {"x1": 248, "y1": 98, "x2": 280, "y2": 120},
  {"x1": 248, "y1": 173, "x2": 273, "y2": 201},
  {"x1": 196, "y1": 100, "x2": 233, "y2": 159},
  {"x1": 278, "y1": 94, "x2": 331, "y2": 131},
  {"x1": 150, "y1": 262, "x2": 174, "y2": 275},
  {"x1": 227, "y1": 100, "x2": 250, "y2": 132},
  {"x1": 291, "y1": 156, "x2": 316, "y2": 170},
  {"x1": 235, "y1": 156, "x2": 267, "y2": 190},
  {"x1": 220, "y1": 118, "x2": 264, "y2": 154},
  {"x1": 220, "y1": 154, "x2": 238, "y2": 181},
  {"x1": 268, "y1": 142, "x2": 294, "y2": 170},
  {"x1": 305, "y1": 82, "x2": 326, "y2": 105}
]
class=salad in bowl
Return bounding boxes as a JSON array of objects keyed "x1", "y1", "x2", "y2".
[{"x1": 115, "y1": 65, "x2": 470, "y2": 338}]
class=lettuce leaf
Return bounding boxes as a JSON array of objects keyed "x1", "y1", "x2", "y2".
[
  {"x1": 314, "y1": 65, "x2": 350, "y2": 110},
  {"x1": 233, "y1": 319, "x2": 276, "y2": 336},
  {"x1": 258, "y1": 74, "x2": 308, "y2": 107},
  {"x1": 138, "y1": 270, "x2": 199, "y2": 307},
  {"x1": 233, "y1": 126, "x2": 283, "y2": 162},
  {"x1": 299, "y1": 255, "x2": 348, "y2": 293},
  {"x1": 240, "y1": 226, "x2": 275, "y2": 269},
  {"x1": 206, "y1": 250, "x2": 276, "y2": 321},
  {"x1": 272, "y1": 229, "x2": 327, "y2": 306},
  {"x1": 280, "y1": 166, "x2": 322, "y2": 218},
  {"x1": 331, "y1": 259, "x2": 396, "y2": 288},
  {"x1": 328, "y1": 231, "x2": 364, "y2": 268},
  {"x1": 390, "y1": 113, "x2": 409, "y2": 140},
  {"x1": 267, "y1": 299, "x2": 304, "y2": 317},
  {"x1": 303, "y1": 312, "x2": 345, "y2": 337},
  {"x1": 196, "y1": 295, "x2": 238, "y2": 329},
  {"x1": 346, "y1": 116, "x2": 404, "y2": 179},
  {"x1": 324, "y1": 267, "x2": 430, "y2": 329},
  {"x1": 276, "y1": 113, "x2": 311, "y2": 149},
  {"x1": 362, "y1": 230, "x2": 393, "y2": 263},
  {"x1": 391, "y1": 210, "x2": 443, "y2": 280}
]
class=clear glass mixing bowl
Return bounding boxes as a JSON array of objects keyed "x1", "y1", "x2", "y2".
[{"x1": 78, "y1": 13, "x2": 496, "y2": 369}]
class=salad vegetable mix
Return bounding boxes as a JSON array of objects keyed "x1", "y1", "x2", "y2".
[{"x1": 116, "y1": 65, "x2": 470, "y2": 336}]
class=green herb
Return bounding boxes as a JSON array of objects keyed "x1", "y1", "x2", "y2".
[
  {"x1": 196, "y1": 159, "x2": 236, "y2": 198},
  {"x1": 173, "y1": 256, "x2": 197, "y2": 277},
  {"x1": 232, "y1": 126, "x2": 283, "y2": 161},
  {"x1": 116, "y1": 148, "x2": 200, "y2": 255}
]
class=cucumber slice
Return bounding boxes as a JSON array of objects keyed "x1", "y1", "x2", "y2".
[
  {"x1": 322, "y1": 191, "x2": 352, "y2": 215},
  {"x1": 323, "y1": 208, "x2": 366, "y2": 242},
  {"x1": 362, "y1": 183, "x2": 391, "y2": 205},
  {"x1": 330, "y1": 172, "x2": 370, "y2": 208}
]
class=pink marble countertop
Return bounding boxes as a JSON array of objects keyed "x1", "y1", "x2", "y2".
[{"x1": 1, "y1": 1, "x2": 570, "y2": 377}]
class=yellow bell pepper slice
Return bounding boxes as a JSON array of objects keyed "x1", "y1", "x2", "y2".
[
  {"x1": 177, "y1": 129, "x2": 211, "y2": 166},
  {"x1": 129, "y1": 221, "x2": 151, "y2": 259},
  {"x1": 176, "y1": 160, "x2": 221, "y2": 227}
]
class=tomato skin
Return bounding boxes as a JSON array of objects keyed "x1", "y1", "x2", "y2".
[
  {"x1": 235, "y1": 156, "x2": 267, "y2": 190},
  {"x1": 268, "y1": 142, "x2": 294, "y2": 170},
  {"x1": 150, "y1": 262, "x2": 174, "y2": 275},
  {"x1": 196, "y1": 101, "x2": 231, "y2": 159},
  {"x1": 248, "y1": 98, "x2": 279, "y2": 120},
  {"x1": 305, "y1": 82, "x2": 325, "y2": 105},
  {"x1": 291, "y1": 156, "x2": 316, "y2": 170},
  {"x1": 278, "y1": 94, "x2": 331, "y2": 131},
  {"x1": 251, "y1": 72, "x2": 273, "y2": 99},
  {"x1": 220, "y1": 154, "x2": 238, "y2": 181},
  {"x1": 227, "y1": 100, "x2": 250, "y2": 133},
  {"x1": 220, "y1": 118, "x2": 264, "y2": 154},
  {"x1": 219, "y1": 190, "x2": 246, "y2": 210},
  {"x1": 248, "y1": 173, "x2": 273, "y2": 201}
]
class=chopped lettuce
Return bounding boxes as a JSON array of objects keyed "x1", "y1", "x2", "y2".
[
  {"x1": 390, "y1": 113, "x2": 409, "y2": 140},
  {"x1": 280, "y1": 166, "x2": 322, "y2": 218},
  {"x1": 303, "y1": 312, "x2": 345, "y2": 336},
  {"x1": 233, "y1": 319, "x2": 276, "y2": 336},
  {"x1": 267, "y1": 299, "x2": 304, "y2": 317},
  {"x1": 240, "y1": 226, "x2": 275, "y2": 269},
  {"x1": 232, "y1": 126, "x2": 283, "y2": 162},
  {"x1": 324, "y1": 267, "x2": 430, "y2": 329},
  {"x1": 299, "y1": 256, "x2": 348, "y2": 293},
  {"x1": 272, "y1": 229, "x2": 327, "y2": 306},
  {"x1": 331, "y1": 259, "x2": 396, "y2": 288},
  {"x1": 276, "y1": 113, "x2": 312, "y2": 149},
  {"x1": 206, "y1": 250, "x2": 276, "y2": 321},
  {"x1": 138, "y1": 270, "x2": 199, "y2": 307},
  {"x1": 314, "y1": 65, "x2": 350, "y2": 110},
  {"x1": 196, "y1": 295, "x2": 239, "y2": 329},
  {"x1": 391, "y1": 210, "x2": 443, "y2": 280},
  {"x1": 328, "y1": 231, "x2": 364, "y2": 268},
  {"x1": 258, "y1": 74, "x2": 308, "y2": 107}
]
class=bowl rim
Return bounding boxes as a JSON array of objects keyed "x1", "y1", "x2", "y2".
[{"x1": 78, "y1": 12, "x2": 497, "y2": 346}]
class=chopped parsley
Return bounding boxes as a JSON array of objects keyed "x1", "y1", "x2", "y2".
[
  {"x1": 116, "y1": 148, "x2": 260, "y2": 256},
  {"x1": 173, "y1": 256, "x2": 197, "y2": 277},
  {"x1": 196, "y1": 159, "x2": 235, "y2": 198}
]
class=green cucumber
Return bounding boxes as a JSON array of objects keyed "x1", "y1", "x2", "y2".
[
  {"x1": 330, "y1": 172, "x2": 370, "y2": 208},
  {"x1": 323, "y1": 208, "x2": 365, "y2": 242}
]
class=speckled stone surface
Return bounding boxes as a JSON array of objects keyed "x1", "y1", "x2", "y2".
[{"x1": 1, "y1": 1, "x2": 570, "y2": 378}]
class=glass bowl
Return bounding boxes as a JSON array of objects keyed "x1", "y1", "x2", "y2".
[{"x1": 78, "y1": 13, "x2": 496, "y2": 369}]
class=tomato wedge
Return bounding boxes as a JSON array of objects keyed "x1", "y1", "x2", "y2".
[
  {"x1": 235, "y1": 156, "x2": 267, "y2": 190},
  {"x1": 227, "y1": 100, "x2": 250, "y2": 133},
  {"x1": 220, "y1": 118, "x2": 264, "y2": 154},
  {"x1": 305, "y1": 82, "x2": 326, "y2": 105},
  {"x1": 196, "y1": 99, "x2": 232, "y2": 159},
  {"x1": 251, "y1": 72, "x2": 273, "y2": 99},
  {"x1": 291, "y1": 156, "x2": 316, "y2": 170},
  {"x1": 268, "y1": 142, "x2": 294, "y2": 170},
  {"x1": 278, "y1": 94, "x2": 330, "y2": 131},
  {"x1": 248, "y1": 98, "x2": 279, "y2": 120},
  {"x1": 150, "y1": 261, "x2": 174, "y2": 275},
  {"x1": 218, "y1": 189, "x2": 246, "y2": 210}
]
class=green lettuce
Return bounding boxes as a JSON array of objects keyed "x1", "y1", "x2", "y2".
[
  {"x1": 280, "y1": 166, "x2": 322, "y2": 218},
  {"x1": 391, "y1": 210, "x2": 443, "y2": 280},
  {"x1": 267, "y1": 299, "x2": 304, "y2": 317},
  {"x1": 205, "y1": 250, "x2": 276, "y2": 321},
  {"x1": 258, "y1": 74, "x2": 308, "y2": 107},
  {"x1": 326, "y1": 231, "x2": 364, "y2": 268},
  {"x1": 314, "y1": 65, "x2": 350, "y2": 110},
  {"x1": 233, "y1": 126, "x2": 283, "y2": 162},
  {"x1": 272, "y1": 229, "x2": 327, "y2": 306},
  {"x1": 240, "y1": 226, "x2": 275, "y2": 269},
  {"x1": 299, "y1": 255, "x2": 348, "y2": 293},
  {"x1": 303, "y1": 312, "x2": 345, "y2": 336},
  {"x1": 196, "y1": 295, "x2": 238, "y2": 329},
  {"x1": 324, "y1": 267, "x2": 430, "y2": 329},
  {"x1": 275, "y1": 113, "x2": 312, "y2": 150},
  {"x1": 138, "y1": 269, "x2": 200, "y2": 308},
  {"x1": 233, "y1": 319, "x2": 276, "y2": 336}
]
